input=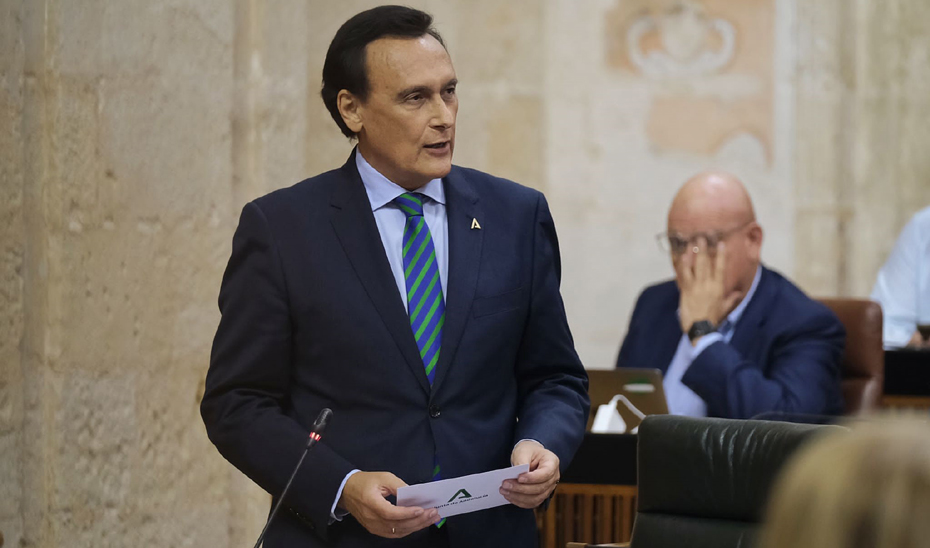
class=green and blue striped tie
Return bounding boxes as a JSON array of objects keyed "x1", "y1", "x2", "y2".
[{"x1": 394, "y1": 192, "x2": 446, "y2": 527}]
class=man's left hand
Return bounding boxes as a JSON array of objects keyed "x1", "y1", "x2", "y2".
[{"x1": 501, "y1": 440, "x2": 560, "y2": 509}]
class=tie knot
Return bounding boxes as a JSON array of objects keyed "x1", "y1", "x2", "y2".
[{"x1": 394, "y1": 193, "x2": 425, "y2": 218}]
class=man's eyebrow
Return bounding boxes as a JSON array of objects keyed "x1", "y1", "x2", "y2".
[{"x1": 444, "y1": 78, "x2": 458, "y2": 88}]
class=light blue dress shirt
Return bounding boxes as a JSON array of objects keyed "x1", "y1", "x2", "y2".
[
  {"x1": 871, "y1": 205, "x2": 930, "y2": 347},
  {"x1": 356, "y1": 151, "x2": 449, "y2": 305},
  {"x1": 663, "y1": 266, "x2": 763, "y2": 417}
]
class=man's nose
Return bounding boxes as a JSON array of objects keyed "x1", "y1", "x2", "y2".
[{"x1": 430, "y1": 97, "x2": 455, "y2": 129}]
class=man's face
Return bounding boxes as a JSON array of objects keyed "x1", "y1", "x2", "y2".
[
  {"x1": 667, "y1": 206, "x2": 761, "y2": 297},
  {"x1": 352, "y1": 35, "x2": 457, "y2": 189}
]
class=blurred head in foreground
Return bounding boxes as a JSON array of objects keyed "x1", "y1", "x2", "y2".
[{"x1": 760, "y1": 418, "x2": 930, "y2": 548}]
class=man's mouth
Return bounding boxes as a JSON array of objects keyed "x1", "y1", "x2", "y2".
[{"x1": 424, "y1": 141, "x2": 449, "y2": 149}]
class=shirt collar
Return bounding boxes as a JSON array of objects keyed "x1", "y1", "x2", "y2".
[
  {"x1": 355, "y1": 149, "x2": 446, "y2": 211},
  {"x1": 719, "y1": 265, "x2": 763, "y2": 333}
]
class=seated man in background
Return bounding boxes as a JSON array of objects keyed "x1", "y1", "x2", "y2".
[
  {"x1": 870, "y1": 205, "x2": 930, "y2": 348},
  {"x1": 616, "y1": 172, "x2": 845, "y2": 419}
]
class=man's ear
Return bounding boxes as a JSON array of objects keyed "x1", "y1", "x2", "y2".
[
  {"x1": 337, "y1": 90, "x2": 363, "y2": 134},
  {"x1": 748, "y1": 223, "x2": 764, "y2": 259}
]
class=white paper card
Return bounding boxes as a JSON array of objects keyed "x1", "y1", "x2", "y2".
[{"x1": 395, "y1": 464, "x2": 530, "y2": 518}]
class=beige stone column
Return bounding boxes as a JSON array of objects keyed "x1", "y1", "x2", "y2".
[
  {"x1": 793, "y1": 0, "x2": 855, "y2": 296},
  {"x1": 794, "y1": 0, "x2": 930, "y2": 298},
  {"x1": 846, "y1": 0, "x2": 930, "y2": 297},
  {"x1": 1, "y1": 0, "x2": 27, "y2": 543},
  {"x1": 4, "y1": 0, "x2": 270, "y2": 545}
]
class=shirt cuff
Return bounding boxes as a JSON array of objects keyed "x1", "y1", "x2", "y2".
[
  {"x1": 329, "y1": 469, "x2": 361, "y2": 524},
  {"x1": 514, "y1": 439, "x2": 544, "y2": 449},
  {"x1": 511, "y1": 439, "x2": 544, "y2": 465},
  {"x1": 691, "y1": 332, "x2": 725, "y2": 359}
]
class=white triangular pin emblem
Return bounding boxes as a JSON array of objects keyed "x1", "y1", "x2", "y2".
[{"x1": 471, "y1": 218, "x2": 481, "y2": 230}]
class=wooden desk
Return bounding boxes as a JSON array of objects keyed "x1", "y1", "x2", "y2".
[
  {"x1": 882, "y1": 394, "x2": 930, "y2": 410},
  {"x1": 536, "y1": 434, "x2": 638, "y2": 548}
]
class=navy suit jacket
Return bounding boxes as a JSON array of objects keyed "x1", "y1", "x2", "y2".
[
  {"x1": 616, "y1": 267, "x2": 845, "y2": 419},
  {"x1": 201, "y1": 151, "x2": 589, "y2": 547}
]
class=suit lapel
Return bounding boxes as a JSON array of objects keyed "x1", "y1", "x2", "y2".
[
  {"x1": 654, "y1": 293, "x2": 683, "y2": 375},
  {"x1": 328, "y1": 151, "x2": 431, "y2": 394},
  {"x1": 431, "y1": 168, "x2": 482, "y2": 394},
  {"x1": 729, "y1": 267, "x2": 773, "y2": 356}
]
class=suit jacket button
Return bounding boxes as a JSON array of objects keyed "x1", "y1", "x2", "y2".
[{"x1": 429, "y1": 405, "x2": 441, "y2": 418}]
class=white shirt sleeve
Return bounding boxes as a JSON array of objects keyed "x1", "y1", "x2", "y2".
[{"x1": 871, "y1": 213, "x2": 924, "y2": 347}]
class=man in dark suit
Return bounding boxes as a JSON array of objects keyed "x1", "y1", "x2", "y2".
[
  {"x1": 201, "y1": 6, "x2": 589, "y2": 547},
  {"x1": 616, "y1": 172, "x2": 844, "y2": 419}
]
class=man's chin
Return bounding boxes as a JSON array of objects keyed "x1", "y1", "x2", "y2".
[{"x1": 423, "y1": 160, "x2": 453, "y2": 180}]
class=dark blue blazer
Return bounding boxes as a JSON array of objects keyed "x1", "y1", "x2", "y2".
[
  {"x1": 616, "y1": 267, "x2": 845, "y2": 419},
  {"x1": 201, "y1": 151, "x2": 589, "y2": 547}
]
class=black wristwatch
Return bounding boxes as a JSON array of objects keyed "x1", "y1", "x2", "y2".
[{"x1": 687, "y1": 320, "x2": 717, "y2": 342}]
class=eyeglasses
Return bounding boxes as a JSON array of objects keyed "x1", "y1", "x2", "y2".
[{"x1": 656, "y1": 220, "x2": 753, "y2": 256}]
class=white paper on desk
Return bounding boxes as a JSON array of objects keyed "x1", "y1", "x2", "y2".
[{"x1": 396, "y1": 464, "x2": 530, "y2": 518}]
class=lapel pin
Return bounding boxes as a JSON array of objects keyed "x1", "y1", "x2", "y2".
[{"x1": 471, "y1": 218, "x2": 481, "y2": 230}]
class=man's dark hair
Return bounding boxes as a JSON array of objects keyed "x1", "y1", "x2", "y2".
[{"x1": 321, "y1": 5, "x2": 445, "y2": 139}]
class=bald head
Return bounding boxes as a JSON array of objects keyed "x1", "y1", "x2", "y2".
[
  {"x1": 666, "y1": 170, "x2": 764, "y2": 299},
  {"x1": 669, "y1": 171, "x2": 756, "y2": 229}
]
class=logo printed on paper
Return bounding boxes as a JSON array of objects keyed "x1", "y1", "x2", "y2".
[{"x1": 448, "y1": 489, "x2": 473, "y2": 503}]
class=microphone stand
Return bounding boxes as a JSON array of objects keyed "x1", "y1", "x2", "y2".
[{"x1": 252, "y1": 408, "x2": 332, "y2": 548}]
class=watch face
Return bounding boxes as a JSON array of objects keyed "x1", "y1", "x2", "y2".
[{"x1": 688, "y1": 320, "x2": 716, "y2": 341}]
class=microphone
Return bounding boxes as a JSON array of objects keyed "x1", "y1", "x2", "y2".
[
  {"x1": 310, "y1": 408, "x2": 333, "y2": 442},
  {"x1": 252, "y1": 408, "x2": 333, "y2": 548}
]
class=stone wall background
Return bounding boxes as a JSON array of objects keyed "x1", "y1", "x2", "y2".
[{"x1": 1, "y1": 1, "x2": 928, "y2": 546}]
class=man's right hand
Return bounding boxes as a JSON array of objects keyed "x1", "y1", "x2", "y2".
[{"x1": 338, "y1": 471, "x2": 439, "y2": 538}]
